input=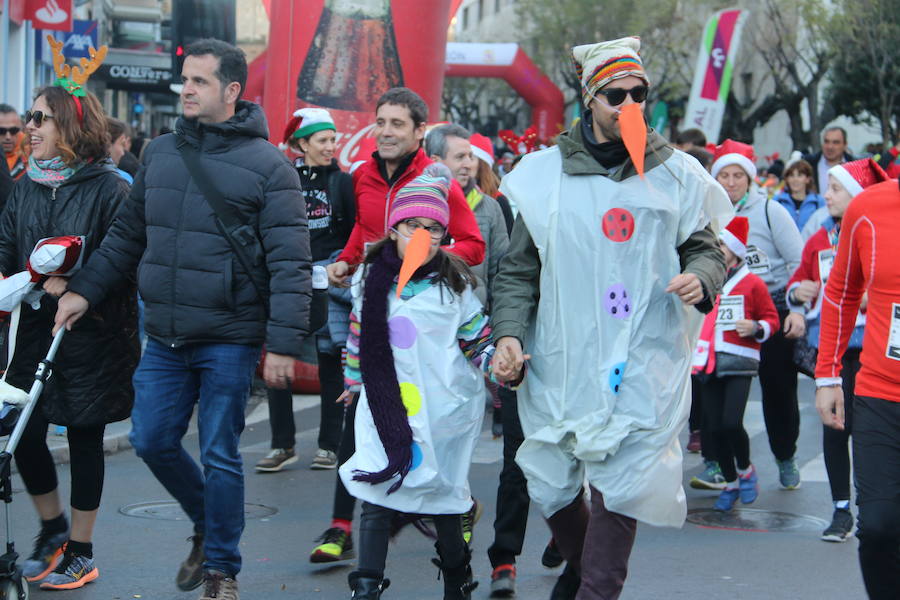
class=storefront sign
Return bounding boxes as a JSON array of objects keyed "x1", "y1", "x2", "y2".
[
  {"x1": 62, "y1": 20, "x2": 98, "y2": 59},
  {"x1": 27, "y1": 0, "x2": 73, "y2": 32},
  {"x1": 98, "y1": 63, "x2": 172, "y2": 92}
]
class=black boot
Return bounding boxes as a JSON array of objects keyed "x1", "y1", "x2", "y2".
[
  {"x1": 432, "y1": 545, "x2": 478, "y2": 600},
  {"x1": 348, "y1": 570, "x2": 391, "y2": 599},
  {"x1": 549, "y1": 563, "x2": 580, "y2": 600}
]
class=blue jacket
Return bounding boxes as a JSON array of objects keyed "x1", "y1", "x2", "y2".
[{"x1": 773, "y1": 190, "x2": 825, "y2": 231}]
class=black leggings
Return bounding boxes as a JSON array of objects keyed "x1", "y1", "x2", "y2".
[
  {"x1": 702, "y1": 375, "x2": 753, "y2": 483},
  {"x1": 357, "y1": 501, "x2": 467, "y2": 577},
  {"x1": 13, "y1": 410, "x2": 105, "y2": 511},
  {"x1": 758, "y1": 312, "x2": 800, "y2": 461},
  {"x1": 823, "y1": 349, "x2": 861, "y2": 502},
  {"x1": 332, "y1": 395, "x2": 358, "y2": 521}
]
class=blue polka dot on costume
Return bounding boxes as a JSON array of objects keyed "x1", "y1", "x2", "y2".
[
  {"x1": 609, "y1": 362, "x2": 626, "y2": 395},
  {"x1": 410, "y1": 442, "x2": 423, "y2": 470}
]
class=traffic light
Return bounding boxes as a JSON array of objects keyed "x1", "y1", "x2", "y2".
[{"x1": 171, "y1": 0, "x2": 237, "y2": 85}]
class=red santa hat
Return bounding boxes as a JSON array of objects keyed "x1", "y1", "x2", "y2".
[
  {"x1": 828, "y1": 158, "x2": 889, "y2": 198},
  {"x1": 711, "y1": 139, "x2": 757, "y2": 180},
  {"x1": 720, "y1": 216, "x2": 750, "y2": 260},
  {"x1": 469, "y1": 133, "x2": 495, "y2": 167}
]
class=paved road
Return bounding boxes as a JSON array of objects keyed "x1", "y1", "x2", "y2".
[{"x1": 13, "y1": 377, "x2": 865, "y2": 599}]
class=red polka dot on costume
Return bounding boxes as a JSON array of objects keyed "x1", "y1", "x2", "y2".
[{"x1": 602, "y1": 208, "x2": 635, "y2": 242}]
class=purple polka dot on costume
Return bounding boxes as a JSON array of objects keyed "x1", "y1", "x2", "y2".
[
  {"x1": 609, "y1": 362, "x2": 626, "y2": 395},
  {"x1": 389, "y1": 316, "x2": 417, "y2": 349},
  {"x1": 410, "y1": 442, "x2": 423, "y2": 470},
  {"x1": 603, "y1": 284, "x2": 631, "y2": 319}
]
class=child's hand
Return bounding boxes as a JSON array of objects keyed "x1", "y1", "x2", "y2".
[
  {"x1": 493, "y1": 337, "x2": 530, "y2": 383},
  {"x1": 783, "y1": 312, "x2": 806, "y2": 339},
  {"x1": 336, "y1": 390, "x2": 355, "y2": 406},
  {"x1": 734, "y1": 319, "x2": 757, "y2": 338}
]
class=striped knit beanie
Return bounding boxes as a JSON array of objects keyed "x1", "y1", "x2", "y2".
[
  {"x1": 388, "y1": 163, "x2": 451, "y2": 229},
  {"x1": 572, "y1": 37, "x2": 649, "y2": 108}
]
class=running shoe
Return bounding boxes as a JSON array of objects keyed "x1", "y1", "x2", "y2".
[
  {"x1": 198, "y1": 570, "x2": 239, "y2": 600},
  {"x1": 821, "y1": 508, "x2": 855, "y2": 543},
  {"x1": 541, "y1": 538, "x2": 564, "y2": 569},
  {"x1": 255, "y1": 448, "x2": 298, "y2": 472},
  {"x1": 738, "y1": 465, "x2": 759, "y2": 504},
  {"x1": 686, "y1": 431, "x2": 701, "y2": 453},
  {"x1": 462, "y1": 498, "x2": 483, "y2": 545},
  {"x1": 489, "y1": 564, "x2": 516, "y2": 598},
  {"x1": 39, "y1": 552, "x2": 99, "y2": 590},
  {"x1": 177, "y1": 534, "x2": 205, "y2": 591},
  {"x1": 22, "y1": 528, "x2": 68, "y2": 582},
  {"x1": 776, "y1": 457, "x2": 801, "y2": 489},
  {"x1": 310, "y1": 448, "x2": 338, "y2": 470},
  {"x1": 690, "y1": 460, "x2": 726, "y2": 490},
  {"x1": 310, "y1": 527, "x2": 354, "y2": 563},
  {"x1": 713, "y1": 488, "x2": 740, "y2": 511}
]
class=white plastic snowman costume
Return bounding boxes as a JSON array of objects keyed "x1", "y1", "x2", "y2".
[
  {"x1": 501, "y1": 148, "x2": 732, "y2": 526},
  {"x1": 340, "y1": 270, "x2": 487, "y2": 515}
]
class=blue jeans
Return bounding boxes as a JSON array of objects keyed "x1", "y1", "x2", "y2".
[{"x1": 130, "y1": 339, "x2": 261, "y2": 577}]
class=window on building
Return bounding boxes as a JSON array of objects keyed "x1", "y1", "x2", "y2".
[
  {"x1": 495, "y1": 0, "x2": 501, "y2": 12},
  {"x1": 462, "y1": 6, "x2": 469, "y2": 29},
  {"x1": 478, "y1": 0, "x2": 484, "y2": 21}
]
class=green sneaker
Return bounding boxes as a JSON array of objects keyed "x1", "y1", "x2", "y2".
[
  {"x1": 777, "y1": 457, "x2": 801, "y2": 489},
  {"x1": 690, "y1": 460, "x2": 726, "y2": 490},
  {"x1": 462, "y1": 498, "x2": 483, "y2": 545},
  {"x1": 310, "y1": 527, "x2": 354, "y2": 563}
]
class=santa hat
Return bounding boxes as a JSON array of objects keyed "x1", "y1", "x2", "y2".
[
  {"x1": 711, "y1": 139, "x2": 757, "y2": 180},
  {"x1": 720, "y1": 216, "x2": 750, "y2": 260},
  {"x1": 828, "y1": 158, "x2": 889, "y2": 198},
  {"x1": 572, "y1": 37, "x2": 649, "y2": 108},
  {"x1": 469, "y1": 133, "x2": 494, "y2": 167},
  {"x1": 279, "y1": 107, "x2": 335, "y2": 150},
  {"x1": 388, "y1": 164, "x2": 451, "y2": 229}
]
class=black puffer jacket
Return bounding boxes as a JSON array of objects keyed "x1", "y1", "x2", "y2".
[
  {"x1": 0, "y1": 161, "x2": 139, "y2": 426},
  {"x1": 69, "y1": 101, "x2": 312, "y2": 356}
]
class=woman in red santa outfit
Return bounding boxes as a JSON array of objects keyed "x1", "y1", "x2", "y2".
[{"x1": 693, "y1": 216, "x2": 780, "y2": 512}]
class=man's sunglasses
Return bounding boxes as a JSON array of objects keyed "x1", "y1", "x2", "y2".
[
  {"x1": 25, "y1": 110, "x2": 55, "y2": 128},
  {"x1": 595, "y1": 85, "x2": 649, "y2": 106},
  {"x1": 0, "y1": 127, "x2": 20, "y2": 136}
]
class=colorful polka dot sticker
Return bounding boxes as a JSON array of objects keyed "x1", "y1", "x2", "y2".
[
  {"x1": 399, "y1": 382, "x2": 422, "y2": 416},
  {"x1": 603, "y1": 284, "x2": 631, "y2": 319},
  {"x1": 602, "y1": 208, "x2": 635, "y2": 242},
  {"x1": 609, "y1": 362, "x2": 626, "y2": 395},
  {"x1": 389, "y1": 316, "x2": 417, "y2": 349},
  {"x1": 410, "y1": 441, "x2": 423, "y2": 470}
]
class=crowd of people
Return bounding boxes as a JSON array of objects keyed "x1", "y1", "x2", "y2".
[{"x1": 0, "y1": 32, "x2": 897, "y2": 600}]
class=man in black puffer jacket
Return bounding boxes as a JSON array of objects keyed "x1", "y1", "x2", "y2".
[{"x1": 56, "y1": 39, "x2": 310, "y2": 600}]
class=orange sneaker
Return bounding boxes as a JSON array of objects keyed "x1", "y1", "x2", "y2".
[
  {"x1": 39, "y1": 553, "x2": 99, "y2": 590},
  {"x1": 22, "y1": 530, "x2": 68, "y2": 582}
]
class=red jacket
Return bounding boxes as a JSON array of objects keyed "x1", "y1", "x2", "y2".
[
  {"x1": 815, "y1": 180, "x2": 900, "y2": 401},
  {"x1": 337, "y1": 149, "x2": 485, "y2": 267},
  {"x1": 694, "y1": 264, "x2": 780, "y2": 372},
  {"x1": 787, "y1": 225, "x2": 834, "y2": 318}
]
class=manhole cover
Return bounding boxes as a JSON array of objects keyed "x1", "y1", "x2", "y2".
[
  {"x1": 119, "y1": 501, "x2": 277, "y2": 521},
  {"x1": 687, "y1": 508, "x2": 828, "y2": 533}
]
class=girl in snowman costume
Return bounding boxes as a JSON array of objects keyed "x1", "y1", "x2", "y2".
[{"x1": 339, "y1": 164, "x2": 510, "y2": 600}]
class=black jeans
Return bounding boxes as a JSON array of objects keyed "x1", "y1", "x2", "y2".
[
  {"x1": 702, "y1": 375, "x2": 753, "y2": 482},
  {"x1": 852, "y1": 395, "x2": 900, "y2": 600},
  {"x1": 690, "y1": 375, "x2": 715, "y2": 462},
  {"x1": 758, "y1": 311, "x2": 800, "y2": 461},
  {"x1": 823, "y1": 349, "x2": 861, "y2": 502},
  {"x1": 332, "y1": 395, "x2": 358, "y2": 522},
  {"x1": 487, "y1": 387, "x2": 531, "y2": 568},
  {"x1": 14, "y1": 410, "x2": 106, "y2": 511},
  {"x1": 357, "y1": 501, "x2": 467, "y2": 577},
  {"x1": 266, "y1": 387, "x2": 295, "y2": 449},
  {"x1": 316, "y1": 349, "x2": 345, "y2": 453}
]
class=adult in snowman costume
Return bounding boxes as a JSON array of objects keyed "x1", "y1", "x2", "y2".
[{"x1": 491, "y1": 37, "x2": 733, "y2": 599}]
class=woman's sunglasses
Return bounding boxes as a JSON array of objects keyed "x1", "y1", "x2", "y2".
[
  {"x1": 595, "y1": 85, "x2": 649, "y2": 106},
  {"x1": 25, "y1": 110, "x2": 55, "y2": 128}
]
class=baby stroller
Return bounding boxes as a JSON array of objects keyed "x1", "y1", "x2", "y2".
[{"x1": 0, "y1": 327, "x2": 66, "y2": 599}]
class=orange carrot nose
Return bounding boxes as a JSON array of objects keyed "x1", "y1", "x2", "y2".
[
  {"x1": 396, "y1": 228, "x2": 433, "y2": 298},
  {"x1": 619, "y1": 103, "x2": 647, "y2": 178}
]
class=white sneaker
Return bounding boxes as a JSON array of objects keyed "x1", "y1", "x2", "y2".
[{"x1": 310, "y1": 448, "x2": 338, "y2": 470}]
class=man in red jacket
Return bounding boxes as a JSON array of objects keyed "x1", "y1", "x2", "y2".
[
  {"x1": 326, "y1": 87, "x2": 484, "y2": 286},
  {"x1": 815, "y1": 175, "x2": 900, "y2": 600}
]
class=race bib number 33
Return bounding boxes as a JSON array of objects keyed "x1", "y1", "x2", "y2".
[{"x1": 745, "y1": 245, "x2": 770, "y2": 275}]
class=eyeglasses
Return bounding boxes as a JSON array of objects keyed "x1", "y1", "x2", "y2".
[
  {"x1": 595, "y1": 85, "x2": 649, "y2": 106},
  {"x1": 0, "y1": 127, "x2": 20, "y2": 136},
  {"x1": 25, "y1": 110, "x2": 55, "y2": 128},
  {"x1": 399, "y1": 219, "x2": 446, "y2": 240}
]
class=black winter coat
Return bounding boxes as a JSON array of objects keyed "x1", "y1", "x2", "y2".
[
  {"x1": 0, "y1": 157, "x2": 12, "y2": 212},
  {"x1": 68, "y1": 101, "x2": 313, "y2": 356},
  {"x1": 0, "y1": 161, "x2": 139, "y2": 426}
]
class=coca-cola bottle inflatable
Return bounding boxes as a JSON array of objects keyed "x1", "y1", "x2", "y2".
[{"x1": 297, "y1": 0, "x2": 404, "y2": 112}]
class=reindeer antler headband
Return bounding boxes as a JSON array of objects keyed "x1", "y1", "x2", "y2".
[{"x1": 47, "y1": 35, "x2": 108, "y2": 122}]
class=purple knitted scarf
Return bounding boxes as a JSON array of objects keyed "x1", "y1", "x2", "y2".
[{"x1": 354, "y1": 241, "x2": 441, "y2": 494}]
